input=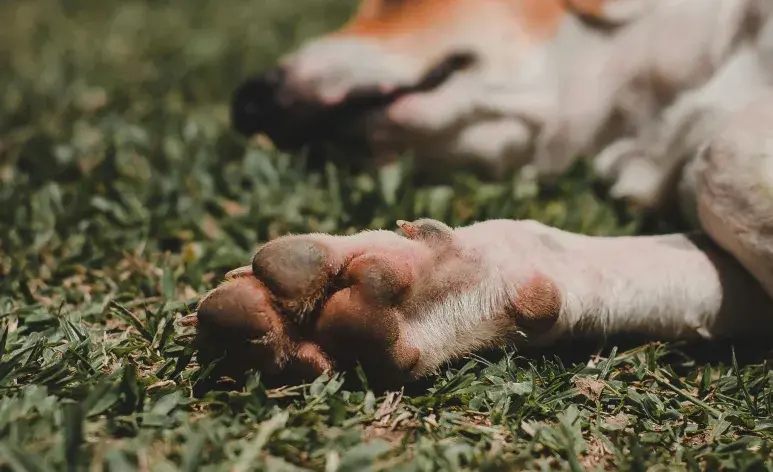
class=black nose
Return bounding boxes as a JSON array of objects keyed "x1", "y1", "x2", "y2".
[{"x1": 230, "y1": 67, "x2": 286, "y2": 137}]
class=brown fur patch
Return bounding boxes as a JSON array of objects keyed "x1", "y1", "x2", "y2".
[
  {"x1": 337, "y1": 0, "x2": 569, "y2": 42},
  {"x1": 337, "y1": 0, "x2": 457, "y2": 38},
  {"x1": 510, "y1": 273, "x2": 561, "y2": 333},
  {"x1": 565, "y1": 0, "x2": 608, "y2": 19},
  {"x1": 517, "y1": 0, "x2": 566, "y2": 39}
]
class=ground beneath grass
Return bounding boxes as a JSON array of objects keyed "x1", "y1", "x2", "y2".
[{"x1": 1, "y1": 0, "x2": 773, "y2": 470}]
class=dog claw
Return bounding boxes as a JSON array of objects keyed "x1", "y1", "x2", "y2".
[
  {"x1": 225, "y1": 265, "x2": 254, "y2": 280},
  {"x1": 397, "y1": 218, "x2": 454, "y2": 244}
]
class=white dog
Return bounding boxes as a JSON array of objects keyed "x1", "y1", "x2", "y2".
[{"x1": 187, "y1": 0, "x2": 773, "y2": 386}]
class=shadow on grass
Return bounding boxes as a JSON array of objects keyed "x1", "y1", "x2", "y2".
[{"x1": 189, "y1": 332, "x2": 773, "y2": 400}]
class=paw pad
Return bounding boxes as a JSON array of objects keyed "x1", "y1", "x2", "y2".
[
  {"x1": 509, "y1": 273, "x2": 561, "y2": 334},
  {"x1": 252, "y1": 238, "x2": 330, "y2": 318},
  {"x1": 197, "y1": 277, "x2": 281, "y2": 339},
  {"x1": 344, "y1": 254, "x2": 412, "y2": 306}
]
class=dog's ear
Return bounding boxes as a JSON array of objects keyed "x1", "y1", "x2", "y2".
[{"x1": 565, "y1": 0, "x2": 658, "y2": 28}]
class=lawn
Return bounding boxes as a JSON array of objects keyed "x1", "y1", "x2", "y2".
[{"x1": 1, "y1": 0, "x2": 772, "y2": 470}]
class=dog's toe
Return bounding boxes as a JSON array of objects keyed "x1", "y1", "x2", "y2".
[
  {"x1": 252, "y1": 237, "x2": 333, "y2": 320},
  {"x1": 194, "y1": 276, "x2": 296, "y2": 377}
]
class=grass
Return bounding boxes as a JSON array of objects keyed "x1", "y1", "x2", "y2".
[{"x1": 1, "y1": 0, "x2": 772, "y2": 470}]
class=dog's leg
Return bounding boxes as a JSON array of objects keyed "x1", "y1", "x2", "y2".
[
  {"x1": 693, "y1": 92, "x2": 773, "y2": 300},
  {"x1": 539, "y1": 0, "x2": 764, "y2": 182},
  {"x1": 190, "y1": 217, "x2": 773, "y2": 386},
  {"x1": 595, "y1": 43, "x2": 772, "y2": 210}
]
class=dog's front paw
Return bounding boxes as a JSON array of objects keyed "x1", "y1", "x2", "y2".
[
  {"x1": 183, "y1": 220, "x2": 478, "y2": 387},
  {"x1": 183, "y1": 219, "x2": 566, "y2": 388}
]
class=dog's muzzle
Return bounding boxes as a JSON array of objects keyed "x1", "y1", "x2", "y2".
[{"x1": 230, "y1": 52, "x2": 477, "y2": 151}]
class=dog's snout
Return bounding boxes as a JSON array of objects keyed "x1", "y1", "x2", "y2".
[{"x1": 230, "y1": 67, "x2": 287, "y2": 137}]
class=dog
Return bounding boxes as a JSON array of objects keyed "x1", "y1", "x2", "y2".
[{"x1": 182, "y1": 0, "x2": 773, "y2": 387}]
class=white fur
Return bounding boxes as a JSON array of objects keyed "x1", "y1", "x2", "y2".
[
  {"x1": 403, "y1": 218, "x2": 773, "y2": 375},
  {"x1": 404, "y1": 283, "x2": 510, "y2": 376}
]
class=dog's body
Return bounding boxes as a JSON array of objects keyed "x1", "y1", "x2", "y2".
[{"x1": 190, "y1": 0, "x2": 773, "y2": 386}]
